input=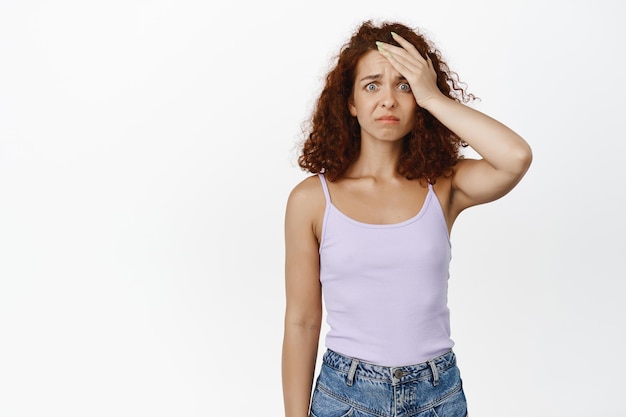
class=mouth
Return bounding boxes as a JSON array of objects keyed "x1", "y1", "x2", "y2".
[{"x1": 376, "y1": 116, "x2": 400, "y2": 123}]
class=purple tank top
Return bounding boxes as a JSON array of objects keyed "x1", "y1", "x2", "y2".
[{"x1": 318, "y1": 174, "x2": 454, "y2": 366}]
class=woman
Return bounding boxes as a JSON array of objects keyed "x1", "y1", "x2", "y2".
[{"x1": 282, "y1": 20, "x2": 532, "y2": 417}]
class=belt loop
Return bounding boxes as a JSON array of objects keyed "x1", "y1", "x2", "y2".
[
  {"x1": 428, "y1": 360, "x2": 439, "y2": 386},
  {"x1": 346, "y1": 358, "x2": 359, "y2": 387}
]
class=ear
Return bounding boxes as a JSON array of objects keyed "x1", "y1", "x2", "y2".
[{"x1": 348, "y1": 97, "x2": 357, "y2": 117}]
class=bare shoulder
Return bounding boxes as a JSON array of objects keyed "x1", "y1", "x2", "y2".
[
  {"x1": 288, "y1": 175, "x2": 324, "y2": 201},
  {"x1": 285, "y1": 175, "x2": 326, "y2": 241},
  {"x1": 287, "y1": 175, "x2": 325, "y2": 213}
]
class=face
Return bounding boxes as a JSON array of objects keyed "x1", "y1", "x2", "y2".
[{"x1": 349, "y1": 50, "x2": 417, "y2": 144}]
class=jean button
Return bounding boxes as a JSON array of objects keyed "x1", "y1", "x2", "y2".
[{"x1": 394, "y1": 369, "x2": 403, "y2": 379}]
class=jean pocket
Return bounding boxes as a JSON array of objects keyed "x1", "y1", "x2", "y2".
[
  {"x1": 309, "y1": 387, "x2": 354, "y2": 417},
  {"x1": 432, "y1": 385, "x2": 467, "y2": 417}
]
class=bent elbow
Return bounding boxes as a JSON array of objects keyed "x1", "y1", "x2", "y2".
[
  {"x1": 512, "y1": 142, "x2": 533, "y2": 177},
  {"x1": 523, "y1": 145, "x2": 533, "y2": 172}
]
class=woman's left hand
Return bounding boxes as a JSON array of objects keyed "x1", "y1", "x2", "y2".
[{"x1": 376, "y1": 32, "x2": 444, "y2": 108}]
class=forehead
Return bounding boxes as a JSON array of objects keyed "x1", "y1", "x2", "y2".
[{"x1": 354, "y1": 50, "x2": 401, "y2": 80}]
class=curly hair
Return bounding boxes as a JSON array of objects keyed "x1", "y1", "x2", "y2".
[{"x1": 298, "y1": 20, "x2": 475, "y2": 182}]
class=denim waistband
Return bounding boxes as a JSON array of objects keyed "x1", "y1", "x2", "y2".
[{"x1": 322, "y1": 349, "x2": 456, "y2": 385}]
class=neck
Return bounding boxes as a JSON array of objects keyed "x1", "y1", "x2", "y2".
[{"x1": 345, "y1": 137, "x2": 403, "y2": 179}]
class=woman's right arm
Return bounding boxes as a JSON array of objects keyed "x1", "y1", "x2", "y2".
[{"x1": 282, "y1": 178, "x2": 324, "y2": 417}]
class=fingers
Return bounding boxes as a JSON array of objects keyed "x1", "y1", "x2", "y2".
[
  {"x1": 376, "y1": 42, "x2": 413, "y2": 64},
  {"x1": 376, "y1": 41, "x2": 428, "y2": 77},
  {"x1": 375, "y1": 33, "x2": 440, "y2": 106},
  {"x1": 391, "y1": 32, "x2": 425, "y2": 60},
  {"x1": 379, "y1": 32, "x2": 428, "y2": 62},
  {"x1": 376, "y1": 32, "x2": 434, "y2": 78}
]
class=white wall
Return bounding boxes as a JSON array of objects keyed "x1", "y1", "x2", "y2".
[{"x1": 1, "y1": 1, "x2": 624, "y2": 416}]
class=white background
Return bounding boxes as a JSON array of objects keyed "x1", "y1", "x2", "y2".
[{"x1": 1, "y1": 1, "x2": 624, "y2": 416}]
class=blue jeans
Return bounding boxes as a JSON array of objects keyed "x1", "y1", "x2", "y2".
[{"x1": 310, "y1": 350, "x2": 467, "y2": 417}]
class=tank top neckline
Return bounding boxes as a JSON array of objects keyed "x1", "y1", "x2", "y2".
[{"x1": 318, "y1": 173, "x2": 434, "y2": 229}]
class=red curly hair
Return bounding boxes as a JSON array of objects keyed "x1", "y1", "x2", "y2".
[{"x1": 298, "y1": 20, "x2": 475, "y2": 182}]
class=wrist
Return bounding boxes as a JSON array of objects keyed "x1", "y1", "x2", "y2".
[{"x1": 417, "y1": 92, "x2": 455, "y2": 114}]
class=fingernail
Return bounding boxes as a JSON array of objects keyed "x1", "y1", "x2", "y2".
[
  {"x1": 391, "y1": 31, "x2": 398, "y2": 38},
  {"x1": 375, "y1": 41, "x2": 391, "y2": 58}
]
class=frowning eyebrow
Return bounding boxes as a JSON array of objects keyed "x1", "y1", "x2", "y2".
[{"x1": 358, "y1": 74, "x2": 408, "y2": 83}]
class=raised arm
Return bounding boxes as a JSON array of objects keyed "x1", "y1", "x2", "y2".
[
  {"x1": 282, "y1": 177, "x2": 324, "y2": 417},
  {"x1": 377, "y1": 33, "x2": 532, "y2": 215},
  {"x1": 423, "y1": 96, "x2": 532, "y2": 213}
]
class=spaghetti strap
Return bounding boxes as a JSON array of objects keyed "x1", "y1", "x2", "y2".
[{"x1": 318, "y1": 173, "x2": 331, "y2": 203}]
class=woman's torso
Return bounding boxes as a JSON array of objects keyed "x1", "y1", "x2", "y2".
[{"x1": 316, "y1": 173, "x2": 456, "y2": 366}]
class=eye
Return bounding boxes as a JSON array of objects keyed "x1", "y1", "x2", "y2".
[
  {"x1": 398, "y1": 82, "x2": 412, "y2": 92},
  {"x1": 365, "y1": 83, "x2": 378, "y2": 91}
]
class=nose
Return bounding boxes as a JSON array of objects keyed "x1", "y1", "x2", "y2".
[{"x1": 380, "y1": 89, "x2": 397, "y2": 108}]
